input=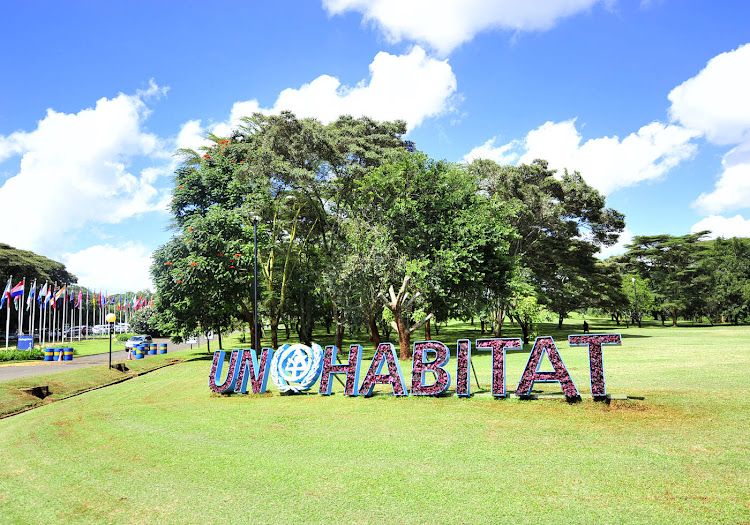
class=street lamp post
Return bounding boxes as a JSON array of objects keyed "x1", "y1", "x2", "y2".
[
  {"x1": 105, "y1": 312, "x2": 116, "y2": 369},
  {"x1": 632, "y1": 277, "x2": 639, "y2": 328},
  {"x1": 253, "y1": 216, "x2": 260, "y2": 353}
]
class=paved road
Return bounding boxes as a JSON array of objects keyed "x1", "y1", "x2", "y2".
[{"x1": 0, "y1": 337, "x2": 203, "y2": 382}]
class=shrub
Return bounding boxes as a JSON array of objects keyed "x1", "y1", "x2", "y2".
[{"x1": 0, "y1": 348, "x2": 45, "y2": 362}]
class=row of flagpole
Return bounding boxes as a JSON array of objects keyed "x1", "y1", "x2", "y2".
[{"x1": 1, "y1": 276, "x2": 153, "y2": 350}]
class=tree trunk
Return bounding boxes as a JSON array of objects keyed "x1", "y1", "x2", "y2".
[
  {"x1": 218, "y1": 331, "x2": 223, "y2": 350},
  {"x1": 271, "y1": 318, "x2": 279, "y2": 349},
  {"x1": 368, "y1": 315, "x2": 381, "y2": 347},
  {"x1": 672, "y1": 307, "x2": 678, "y2": 327},
  {"x1": 480, "y1": 320, "x2": 485, "y2": 335},
  {"x1": 493, "y1": 306, "x2": 505, "y2": 337},
  {"x1": 557, "y1": 314, "x2": 564, "y2": 330},
  {"x1": 515, "y1": 315, "x2": 530, "y2": 344},
  {"x1": 396, "y1": 316, "x2": 411, "y2": 360},
  {"x1": 434, "y1": 322, "x2": 440, "y2": 335},
  {"x1": 335, "y1": 323, "x2": 344, "y2": 351},
  {"x1": 424, "y1": 319, "x2": 431, "y2": 340},
  {"x1": 206, "y1": 332, "x2": 211, "y2": 354}
]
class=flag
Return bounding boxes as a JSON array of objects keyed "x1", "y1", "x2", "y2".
[
  {"x1": 75, "y1": 290, "x2": 82, "y2": 308},
  {"x1": 26, "y1": 284, "x2": 36, "y2": 311},
  {"x1": 10, "y1": 280, "x2": 24, "y2": 299},
  {"x1": 54, "y1": 285, "x2": 66, "y2": 301},
  {"x1": 10, "y1": 280, "x2": 24, "y2": 310},
  {"x1": 43, "y1": 285, "x2": 52, "y2": 309},
  {"x1": 38, "y1": 282, "x2": 47, "y2": 304},
  {"x1": 0, "y1": 278, "x2": 10, "y2": 309},
  {"x1": 99, "y1": 291, "x2": 104, "y2": 307}
]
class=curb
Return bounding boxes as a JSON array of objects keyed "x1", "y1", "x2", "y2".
[{"x1": 0, "y1": 359, "x2": 183, "y2": 420}]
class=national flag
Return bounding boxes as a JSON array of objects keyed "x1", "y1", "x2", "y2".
[
  {"x1": 148, "y1": 297, "x2": 153, "y2": 308},
  {"x1": 43, "y1": 285, "x2": 52, "y2": 309},
  {"x1": 0, "y1": 278, "x2": 11, "y2": 309},
  {"x1": 10, "y1": 280, "x2": 24, "y2": 298},
  {"x1": 99, "y1": 291, "x2": 104, "y2": 307},
  {"x1": 54, "y1": 285, "x2": 66, "y2": 301},
  {"x1": 26, "y1": 284, "x2": 36, "y2": 311},
  {"x1": 38, "y1": 282, "x2": 48, "y2": 304},
  {"x1": 75, "y1": 290, "x2": 82, "y2": 308},
  {"x1": 10, "y1": 280, "x2": 24, "y2": 310}
]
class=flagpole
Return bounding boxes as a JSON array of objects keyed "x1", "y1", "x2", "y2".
[
  {"x1": 29, "y1": 279, "x2": 35, "y2": 346},
  {"x1": 5, "y1": 276, "x2": 11, "y2": 350},
  {"x1": 18, "y1": 277, "x2": 25, "y2": 336},
  {"x1": 86, "y1": 289, "x2": 89, "y2": 340}
]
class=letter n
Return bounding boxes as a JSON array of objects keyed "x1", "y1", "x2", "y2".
[
  {"x1": 568, "y1": 334, "x2": 621, "y2": 398},
  {"x1": 208, "y1": 350, "x2": 240, "y2": 394},
  {"x1": 235, "y1": 348, "x2": 273, "y2": 394},
  {"x1": 319, "y1": 345, "x2": 362, "y2": 396},
  {"x1": 515, "y1": 337, "x2": 579, "y2": 399}
]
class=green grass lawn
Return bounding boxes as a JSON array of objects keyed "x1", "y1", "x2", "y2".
[{"x1": 0, "y1": 319, "x2": 748, "y2": 524}]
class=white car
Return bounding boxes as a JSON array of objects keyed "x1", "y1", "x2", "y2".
[{"x1": 125, "y1": 335, "x2": 153, "y2": 350}]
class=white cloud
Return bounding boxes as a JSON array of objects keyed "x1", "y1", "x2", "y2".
[
  {"x1": 691, "y1": 215, "x2": 750, "y2": 239},
  {"x1": 465, "y1": 119, "x2": 698, "y2": 194},
  {"x1": 671, "y1": 44, "x2": 750, "y2": 216},
  {"x1": 596, "y1": 228, "x2": 633, "y2": 259},
  {"x1": 188, "y1": 46, "x2": 457, "y2": 142},
  {"x1": 0, "y1": 82, "x2": 171, "y2": 254},
  {"x1": 62, "y1": 242, "x2": 154, "y2": 293},
  {"x1": 668, "y1": 43, "x2": 750, "y2": 145},
  {"x1": 463, "y1": 137, "x2": 520, "y2": 164},
  {"x1": 692, "y1": 153, "x2": 750, "y2": 215},
  {"x1": 323, "y1": 0, "x2": 607, "y2": 55}
]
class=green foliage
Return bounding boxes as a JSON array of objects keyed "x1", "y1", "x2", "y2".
[
  {"x1": 467, "y1": 159, "x2": 625, "y2": 330},
  {"x1": 0, "y1": 348, "x2": 45, "y2": 362},
  {"x1": 0, "y1": 243, "x2": 78, "y2": 286},
  {"x1": 115, "y1": 333, "x2": 134, "y2": 342},
  {"x1": 128, "y1": 307, "x2": 159, "y2": 336}
]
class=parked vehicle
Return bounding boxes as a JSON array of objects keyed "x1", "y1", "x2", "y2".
[{"x1": 125, "y1": 335, "x2": 153, "y2": 350}]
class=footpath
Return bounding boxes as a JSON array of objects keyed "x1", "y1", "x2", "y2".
[{"x1": 0, "y1": 337, "x2": 198, "y2": 382}]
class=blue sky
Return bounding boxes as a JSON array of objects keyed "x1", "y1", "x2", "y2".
[{"x1": 1, "y1": 0, "x2": 749, "y2": 292}]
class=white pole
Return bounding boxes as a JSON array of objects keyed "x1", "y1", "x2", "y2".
[
  {"x1": 5, "y1": 276, "x2": 11, "y2": 350},
  {"x1": 30, "y1": 279, "x2": 36, "y2": 346}
]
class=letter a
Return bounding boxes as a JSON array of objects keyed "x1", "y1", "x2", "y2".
[
  {"x1": 359, "y1": 343, "x2": 408, "y2": 396},
  {"x1": 515, "y1": 337, "x2": 579, "y2": 399}
]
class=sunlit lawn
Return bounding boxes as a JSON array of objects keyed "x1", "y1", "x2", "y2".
[{"x1": 0, "y1": 318, "x2": 748, "y2": 524}]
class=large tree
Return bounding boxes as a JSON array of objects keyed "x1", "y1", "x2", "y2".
[
  {"x1": 624, "y1": 231, "x2": 710, "y2": 326},
  {"x1": 353, "y1": 151, "x2": 513, "y2": 358},
  {"x1": 467, "y1": 159, "x2": 625, "y2": 330}
]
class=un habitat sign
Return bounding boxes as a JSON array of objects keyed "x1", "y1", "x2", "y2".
[{"x1": 208, "y1": 334, "x2": 622, "y2": 400}]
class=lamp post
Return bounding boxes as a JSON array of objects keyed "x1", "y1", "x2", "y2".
[
  {"x1": 106, "y1": 312, "x2": 116, "y2": 369},
  {"x1": 632, "y1": 277, "x2": 639, "y2": 328},
  {"x1": 252, "y1": 215, "x2": 260, "y2": 353}
]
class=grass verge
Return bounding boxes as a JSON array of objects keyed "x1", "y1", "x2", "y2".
[{"x1": 0, "y1": 319, "x2": 748, "y2": 523}]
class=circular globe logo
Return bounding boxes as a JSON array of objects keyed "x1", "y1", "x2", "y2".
[{"x1": 270, "y1": 343, "x2": 324, "y2": 393}]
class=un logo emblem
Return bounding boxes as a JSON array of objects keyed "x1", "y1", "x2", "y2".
[{"x1": 270, "y1": 343, "x2": 324, "y2": 393}]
